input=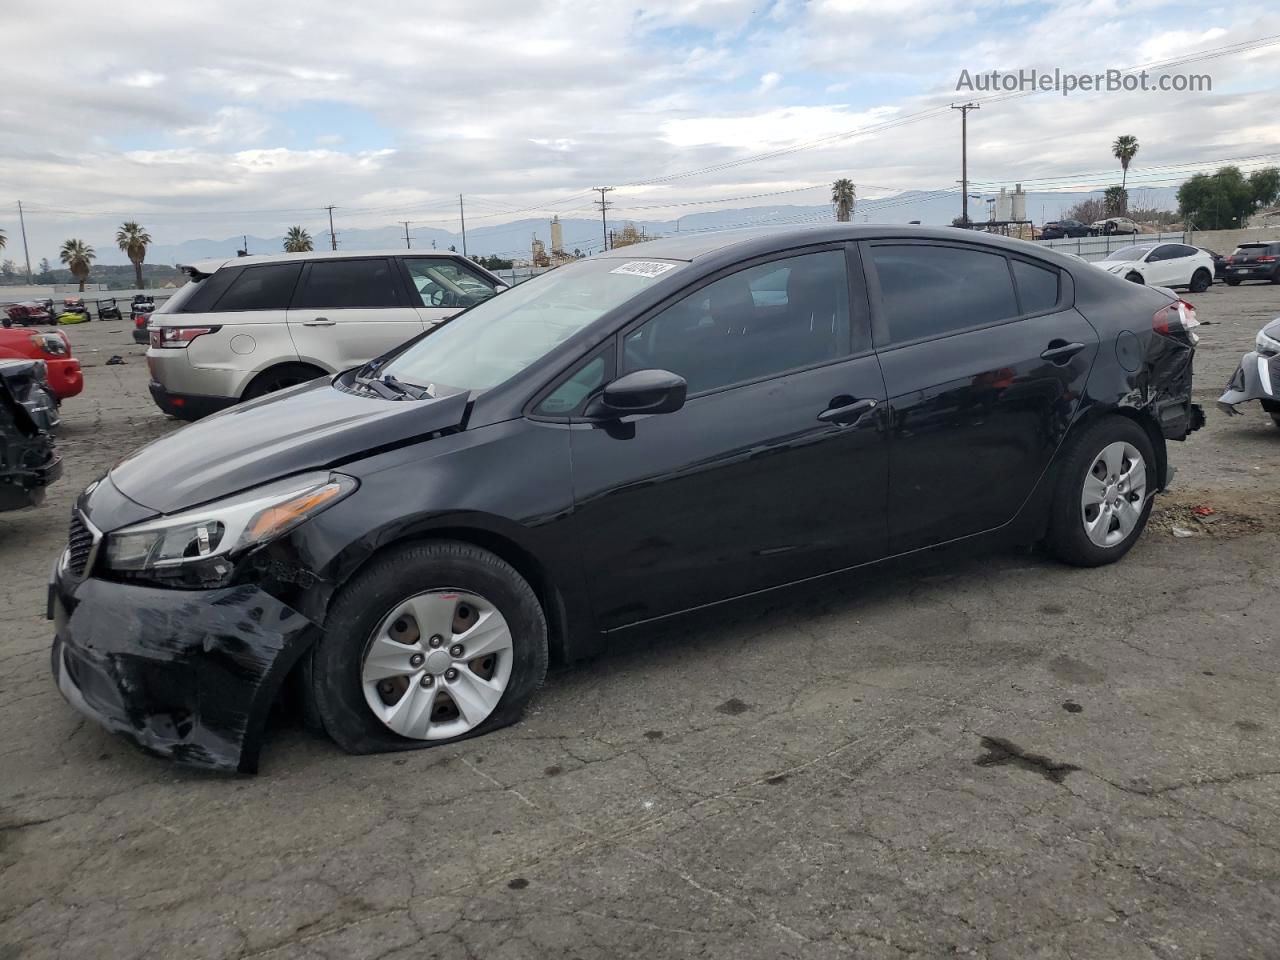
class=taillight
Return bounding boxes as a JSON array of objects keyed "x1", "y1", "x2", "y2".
[
  {"x1": 29, "y1": 332, "x2": 69, "y2": 356},
  {"x1": 133, "y1": 313, "x2": 147, "y2": 327},
  {"x1": 152, "y1": 326, "x2": 219, "y2": 349},
  {"x1": 1257, "y1": 256, "x2": 1276, "y2": 263},
  {"x1": 1153, "y1": 299, "x2": 1200, "y2": 343}
]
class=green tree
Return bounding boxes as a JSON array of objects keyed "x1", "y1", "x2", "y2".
[
  {"x1": 1178, "y1": 165, "x2": 1280, "y2": 230},
  {"x1": 831, "y1": 178, "x2": 856, "y2": 222},
  {"x1": 1, "y1": 259, "x2": 16, "y2": 282},
  {"x1": 283, "y1": 226, "x2": 313, "y2": 252},
  {"x1": 115, "y1": 222, "x2": 152, "y2": 289},
  {"x1": 38, "y1": 257, "x2": 51, "y2": 276},
  {"x1": 59, "y1": 239, "x2": 95, "y2": 291},
  {"x1": 1112, "y1": 135, "x2": 1139, "y2": 192},
  {"x1": 1103, "y1": 186, "x2": 1128, "y2": 217}
]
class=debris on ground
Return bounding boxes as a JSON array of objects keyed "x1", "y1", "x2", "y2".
[
  {"x1": 1151, "y1": 500, "x2": 1267, "y2": 539},
  {"x1": 1171, "y1": 525, "x2": 1197, "y2": 538},
  {"x1": 105, "y1": 355, "x2": 126, "y2": 365}
]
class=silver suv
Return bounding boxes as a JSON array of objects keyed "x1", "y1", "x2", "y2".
[{"x1": 146, "y1": 250, "x2": 506, "y2": 420}]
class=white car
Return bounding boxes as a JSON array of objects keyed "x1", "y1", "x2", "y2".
[
  {"x1": 146, "y1": 250, "x2": 507, "y2": 420},
  {"x1": 1094, "y1": 243, "x2": 1215, "y2": 293},
  {"x1": 1090, "y1": 217, "x2": 1140, "y2": 236}
]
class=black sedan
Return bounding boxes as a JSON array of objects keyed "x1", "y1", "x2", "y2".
[
  {"x1": 48, "y1": 226, "x2": 1203, "y2": 773},
  {"x1": 1039, "y1": 219, "x2": 1090, "y2": 240}
]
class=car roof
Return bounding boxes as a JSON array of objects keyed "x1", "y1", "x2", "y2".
[
  {"x1": 589, "y1": 223, "x2": 1057, "y2": 264},
  {"x1": 182, "y1": 249, "x2": 472, "y2": 276}
]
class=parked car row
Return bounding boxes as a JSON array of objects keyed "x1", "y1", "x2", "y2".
[{"x1": 1038, "y1": 217, "x2": 1141, "y2": 240}]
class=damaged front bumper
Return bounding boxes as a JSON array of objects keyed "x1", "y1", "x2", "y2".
[
  {"x1": 48, "y1": 568, "x2": 317, "y2": 773},
  {"x1": 1218, "y1": 351, "x2": 1279, "y2": 415}
]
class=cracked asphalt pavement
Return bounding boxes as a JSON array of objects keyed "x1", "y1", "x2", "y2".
[{"x1": 2, "y1": 283, "x2": 1279, "y2": 959}]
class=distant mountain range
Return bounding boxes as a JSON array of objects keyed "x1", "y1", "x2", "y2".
[{"x1": 115, "y1": 187, "x2": 1182, "y2": 266}]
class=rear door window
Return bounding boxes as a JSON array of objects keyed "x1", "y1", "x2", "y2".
[
  {"x1": 1011, "y1": 259, "x2": 1059, "y2": 314},
  {"x1": 294, "y1": 259, "x2": 402, "y2": 309},
  {"x1": 211, "y1": 263, "x2": 302, "y2": 312},
  {"x1": 870, "y1": 244, "x2": 1019, "y2": 344}
]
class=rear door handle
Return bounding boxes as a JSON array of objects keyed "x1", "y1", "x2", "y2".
[
  {"x1": 818, "y1": 398, "x2": 877, "y2": 424},
  {"x1": 1040, "y1": 341, "x2": 1085, "y2": 364},
  {"x1": 303, "y1": 317, "x2": 336, "y2": 327}
]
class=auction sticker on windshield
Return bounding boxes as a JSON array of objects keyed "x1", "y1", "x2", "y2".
[{"x1": 610, "y1": 261, "x2": 678, "y2": 279}]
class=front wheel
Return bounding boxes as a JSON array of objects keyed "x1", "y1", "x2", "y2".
[
  {"x1": 1046, "y1": 417, "x2": 1156, "y2": 567},
  {"x1": 309, "y1": 541, "x2": 549, "y2": 755},
  {"x1": 1189, "y1": 269, "x2": 1211, "y2": 293}
]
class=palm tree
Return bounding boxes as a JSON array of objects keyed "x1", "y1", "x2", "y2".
[
  {"x1": 1112, "y1": 135, "x2": 1139, "y2": 192},
  {"x1": 59, "y1": 239, "x2": 95, "y2": 292},
  {"x1": 0, "y1": 228, "x2": 6, "y2": 252},
  {"x1": 831, "y1": 179, "x2": 856, "y2": 222},
  {"x1": 116, "y1": 222, "x2": 152, "y2": 289},
  {"x1": 283, "y1": 226, "x2": 313, "y2": 252}
]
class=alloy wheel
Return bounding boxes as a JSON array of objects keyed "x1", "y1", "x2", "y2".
[
  {"x1": 1080, "y1": 441, "x2": 1147, "y2": 548},
  {"x1": 360, "y1": 589, "x2": 513, "y2": 740}
]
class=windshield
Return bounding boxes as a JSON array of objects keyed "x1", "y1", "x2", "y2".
[
  {"x1": 380, "y1": 257, "x2": 686, "y2": 391},
  {"x1": 1104, "y1": 246, "x2": 1151, "y2": 262}
]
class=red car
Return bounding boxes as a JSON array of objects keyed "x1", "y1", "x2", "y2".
[{"x1": 0, "y1": 328, "x2": 83, "y2": 400}]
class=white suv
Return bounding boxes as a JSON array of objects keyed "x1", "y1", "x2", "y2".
[{"x1": 146, "y1": 250, "x2": 506, "y2": 420}]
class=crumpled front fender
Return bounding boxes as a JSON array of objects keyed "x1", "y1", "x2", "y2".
[{"x1": 1218, "y1": 351, "x2": 1277, "y2": 414}]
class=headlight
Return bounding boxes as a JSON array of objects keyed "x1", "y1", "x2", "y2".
[
  {"x1": 103, "y1": 471, "x2": 357, "y2": 581},
  {"x1": 1257, "y1": 328, "x2": 1280, "y2": 355}
]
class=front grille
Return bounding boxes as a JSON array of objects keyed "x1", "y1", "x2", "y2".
[{"x1": 67, "y1": 511, "x2": 94, "y2": 576}]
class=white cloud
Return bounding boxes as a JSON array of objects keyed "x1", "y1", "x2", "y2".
[{"x1": 0, "y1": 0, "x2": 1275, "y2": 263}]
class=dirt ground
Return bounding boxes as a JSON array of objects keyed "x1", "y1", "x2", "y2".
[{"x1": 1, "y1": 279, "x2": 1278, "y2": 959}]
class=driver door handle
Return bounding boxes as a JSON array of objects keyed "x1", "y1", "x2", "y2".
[
  {"x1": 818, "y1": 398, "x2": 877, "y2": 424},
  {"x1": 1040, "y1": 341, "x2": 1085, "y2": 363},
  {"x1": 303, "y1": 317, "x2": 336, "y2": 327}
]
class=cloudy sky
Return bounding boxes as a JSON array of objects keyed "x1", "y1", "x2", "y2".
[{"x1": 0, "y1": 0, "x2": 1276, "y2": 264}]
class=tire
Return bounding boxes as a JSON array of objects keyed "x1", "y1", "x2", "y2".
[
  {"x1": 1225, "y1": 278, "x2": 1241, "y2": 287},
  {"x1": 308, "y1": 540, "x2": 549, "y2": 755},
  {"x1": 242, "y1": 362, "x2": 325, "y2": 400},
  {"x1": 1125, "y1": 272, "x2": 1144, "y2": 284},
  {"x1": 1189, "y1": 269, "x2": 1211, "y2": 293},
  {"x1": 1046, "y1": 417, "x2": 1156, "y2": 567},
  {"x1": 1271, "y1": 268, "x2": 1280, "y2": 284}
]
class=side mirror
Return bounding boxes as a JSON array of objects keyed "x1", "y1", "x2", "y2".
[
  {"x1": 492, "y1": 283, "x2": 509, "y2": 293},
  {"x1": 584, "y1": 369, "x2": 687, "y2": 420}
]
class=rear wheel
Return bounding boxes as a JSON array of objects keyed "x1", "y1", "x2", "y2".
[
  {"x1": 242, "y1": 362, "x2": 326, "y2": 400},
  {"x1": 1271, "y1": 267, "x2": 1280, "y2": 284},
  {"x1": 309, "y1": 541, "x2": 548, "y2": 755},
  {"x1": 1189, "y1": 269, "x2": 1211, "y2": 293},
  {"x1": 1125, "y1": 272, "x2": 1144, "y2": 284},
  {"x1": 1046, "y1": 417, "x2": 1155, "y2": 567}
]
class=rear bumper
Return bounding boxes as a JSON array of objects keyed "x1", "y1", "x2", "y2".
[
  {"x1": 48, "y1": 569, "x2": 317, "y2": 774},
  {"x1": 0, "y1": 448, "x2": 60, "y2": 511},
  {"x1": 46, "y1": 358, "x2": 83, "y2": 400},
  {"x1": 1224, "y1": 265, "x2": 1276, "y2": 280},
  {"x1": 148, "y1": 380, "x2": 236, "y2": 421},
  {"x1": 1218, "y1": 352, "x2": 1277, "y2": 414}
]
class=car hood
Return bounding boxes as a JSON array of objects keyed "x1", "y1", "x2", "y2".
[
  {"x1": 1098, "y1": 260, "x2": 1138, "y2": 271},
  {"x1": 111, "y1": 378, "x2": 470, "y2": 514},
  {"x1": 1261, "y1": 317, "x2": 1280, "y2": 340}
]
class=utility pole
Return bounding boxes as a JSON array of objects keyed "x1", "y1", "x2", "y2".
[
  {"x1": 16, "y1": 201, "x2": 32, "y2": 282},
  {"x1": 400, "y1": 221, "x2": 413, "y2": 249},
  {"x1": 458, "y1": 195, "x2": 467, "y2": 257},
  {"x1": 593, "y1": 187, "x2": 614, "y2": 251},
  {"x1": 951, "y1": 103, "x2": 979, "y2": 228},
  {"x1": 324, "y1": 205, "x2": 338, "y2": 250}
]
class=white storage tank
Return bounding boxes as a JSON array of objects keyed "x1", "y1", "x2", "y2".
[
  {"x1": 996, "y1": 187, "x2": 1012, "y2": 221},
  {"x1": 1012, "y1": 183, "x2": 1027, "y2": 222}
]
